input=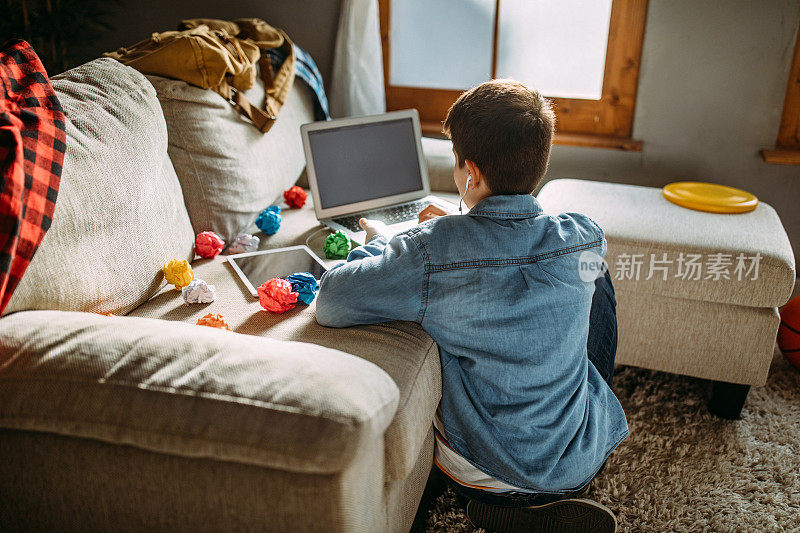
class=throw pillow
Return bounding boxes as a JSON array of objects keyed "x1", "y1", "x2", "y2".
[
  {"x1": 147, "y1": 73, "x2": 316, "y2": 244},
  {"x1": 5, "y1": 58, "x2": 195, "y2": 316}
]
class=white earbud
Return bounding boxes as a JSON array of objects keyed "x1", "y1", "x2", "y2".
[{"x1": 459, "y1": 173, "x2": 472, "y2": 214}]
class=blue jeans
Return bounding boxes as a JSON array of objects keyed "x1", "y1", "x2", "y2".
[{"x1": 439, "y1": 270, "x2": 618, "y2": 508}]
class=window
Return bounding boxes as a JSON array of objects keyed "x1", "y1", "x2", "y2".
[
  {"x1": 379, "y1": 0, "x2": 649, "y2": 150},
  {"x1": 761, "y1": 18, "x2": 800, "y2": 165}
]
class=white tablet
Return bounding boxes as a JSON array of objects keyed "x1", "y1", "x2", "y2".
[{"x1": 227, "y1": 245, "x2": 328, "y2": 298}]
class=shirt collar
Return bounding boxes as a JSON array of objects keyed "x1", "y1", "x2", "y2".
[{"x1": 468, "y1": 194, "x2": 543, "y2": 219}]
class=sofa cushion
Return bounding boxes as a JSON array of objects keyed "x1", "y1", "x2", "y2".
[
  {"x1": 146, "y1": 75, "x2": 316, "y2": 244},
  {"x1": 127, "y1": 195, "x2": 461, "y2": 481},
  {"x1": 4, "y1": 58, "x2": 195, "y2": 316},
  {"x1": 129, "y1": 259, "x2": 440, "y2": 482},
  {"x1": 537, "y1": 179, "x2": 796, "y2": 308},
  {"x1": 0, "y1": 310, "x2": 399, "y2": 474}
]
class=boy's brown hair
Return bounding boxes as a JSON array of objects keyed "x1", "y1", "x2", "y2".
[{"x1": 443, "y1": 79, "x2": 555, "y2": 194}]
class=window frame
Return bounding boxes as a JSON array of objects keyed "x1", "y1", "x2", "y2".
[
  {"x1": 378, "y1": 0, "x2": 649, "y2": 151},
  {"x1": 761, "y1": 18, "x2": 800, "y2": 165}
]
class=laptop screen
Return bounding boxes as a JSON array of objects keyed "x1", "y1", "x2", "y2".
[{"x1": 306, "y1": 117, "x2": 424, "y2": 209}]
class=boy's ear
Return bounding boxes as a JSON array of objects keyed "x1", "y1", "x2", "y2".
[{"x1": 465, "y1": 159, "x2": 483, "y2": 183}]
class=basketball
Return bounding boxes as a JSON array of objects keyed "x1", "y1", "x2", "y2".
[{"x1": 778, "y1": 294, "x2": 800, "y2": 370}]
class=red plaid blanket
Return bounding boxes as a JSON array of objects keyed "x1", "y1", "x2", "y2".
[{"x1": 0, "y1": 40, "x2": 66, "y2": 313}]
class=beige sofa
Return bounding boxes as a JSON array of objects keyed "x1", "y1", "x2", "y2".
[{"x1": 0, "y1": 58, "x2": 458, "y2": 532}]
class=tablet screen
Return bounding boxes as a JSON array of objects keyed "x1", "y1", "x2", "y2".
[{"x1": 227, "y1": 246, "x2": 327, "y2": 297}]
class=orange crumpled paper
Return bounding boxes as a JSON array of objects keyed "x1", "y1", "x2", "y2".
[{"x1": 196, "y1": 313, "x2": 231, "y2": 330}]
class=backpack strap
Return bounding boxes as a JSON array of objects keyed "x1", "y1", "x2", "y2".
[
  {"x1": 216, "y1": 80, "x2": 276, "y2": 133},
  {"x1": 237, "y1": 18, "x2": 296, "y2": 128}
]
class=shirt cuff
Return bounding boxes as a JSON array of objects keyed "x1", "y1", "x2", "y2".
[{"x1": 368, "y1": 234, "x2": 389, "y2": 246}]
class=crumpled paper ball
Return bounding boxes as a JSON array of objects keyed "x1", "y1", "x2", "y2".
[
  {"x1": 257, "y1": 277, "x2": 298, "y2": 313},
  {"x1": 196, "y1": 313, "x2": 231, "y2": 330},
  {"x1": 195, "y1": 231, "x2": 225, "y2": 258},
  {"x1": 283, "y1": 185, "x2": 308, "y2": 209},
  {"x1": 256, "y1": 205, "x2": 282, "y2": 235},
  {"x1": 162, "y1": 259, "x2": 194, "y2": 289},
  {"x1": 182, "y1": 279, "x2": 216, "y2": 304},
  {"x1": 286, "y1": 272, "x2": 318, "y2": 305},
  {"x1": 228, "y1": 232, "x2": 260, "y2": 254},
  {"x1": 323, "y1": 230, "x2": 351, "y2": 259}
]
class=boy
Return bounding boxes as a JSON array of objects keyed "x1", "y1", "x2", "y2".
[{"x1": 316, "y1": 79, "x2": 628, "y2": 533}]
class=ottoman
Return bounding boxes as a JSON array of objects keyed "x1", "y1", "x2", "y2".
[{"x1": 537, "y1": 178, "x2": 796, "y2": 419}]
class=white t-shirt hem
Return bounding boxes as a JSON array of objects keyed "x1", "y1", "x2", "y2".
[{"x1": 433, "y1": 410, "x2": 534, "y2": 493}]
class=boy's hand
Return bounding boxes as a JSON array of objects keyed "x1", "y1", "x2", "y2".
[
  {"x1": 359, "y1": 218, "x2": 388, "y2": 243},
  {"x1": 418, "y1": 204, "x2": 447, "y2": 223}
]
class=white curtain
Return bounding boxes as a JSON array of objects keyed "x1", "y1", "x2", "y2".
[{"x1": 330, "y1": 0, "x2": 386, "y2": 117}]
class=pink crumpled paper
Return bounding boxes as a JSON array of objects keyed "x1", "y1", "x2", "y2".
[{"x1": 195, "y1": 231, "x2": 225, "y2": 258}]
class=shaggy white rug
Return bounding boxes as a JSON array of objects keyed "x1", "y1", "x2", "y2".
[{"x1": 422, "y1": 348, "x2": 800, "y2": 532}]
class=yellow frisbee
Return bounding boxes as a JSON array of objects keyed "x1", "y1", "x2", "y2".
[{"x1": 662, "y1": 182, "x2": 758, "y2": 214}]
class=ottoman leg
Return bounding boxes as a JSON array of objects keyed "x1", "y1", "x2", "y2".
[{"x1": 708, "y1": 381, "x2": 750, "y2": 420}]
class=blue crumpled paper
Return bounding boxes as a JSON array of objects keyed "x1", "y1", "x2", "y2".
[
  {"x1": 286, "y1": 272, "x2": 319, "y2": 305},
  {"x1": 256, "y1": 205, "x2": 282, "y2": 235}
]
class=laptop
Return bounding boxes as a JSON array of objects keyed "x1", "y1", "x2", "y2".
[{"x1": 300, "y1": 109, "x2": 456, "y2": 244}]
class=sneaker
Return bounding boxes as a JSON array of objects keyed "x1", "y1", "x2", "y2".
[{"x1": 466, "y1": 498, "x2": 617, "y2": 533}]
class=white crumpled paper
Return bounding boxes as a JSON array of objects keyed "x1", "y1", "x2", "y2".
[
  {"x1": 228, "y1": 233, "x2": 260, "y2": 254},
  {"x1": 182, "y1": 279, "x2": 216, "y2": 304}
]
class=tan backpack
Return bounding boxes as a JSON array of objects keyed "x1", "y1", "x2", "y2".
[{"x1": 104, "y1": 18, "x2": 295, "y2": 133}]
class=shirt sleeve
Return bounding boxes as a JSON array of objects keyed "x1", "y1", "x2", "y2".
[{"x1": 315, "y1": 232, "x2": 427, "y2": 328}]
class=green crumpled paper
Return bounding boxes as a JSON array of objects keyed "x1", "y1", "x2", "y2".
[{"x1": 323, "y1": 230, "x2": 352, "y2": 259}]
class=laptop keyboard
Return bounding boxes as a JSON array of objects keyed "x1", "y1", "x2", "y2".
[{"x1": 332, "y1": 199, "x2": 433, "y2": 232}]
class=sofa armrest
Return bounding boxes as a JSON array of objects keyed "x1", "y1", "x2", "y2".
[
  {"x1": 422, "y1": 136, "x2": 457, "y2": 193},
  {"x1": 0, "y1": 311, "x2": 399, "y2": 474}
]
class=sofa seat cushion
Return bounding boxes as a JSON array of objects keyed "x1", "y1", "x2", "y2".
[
  {"x1": 129, "y1": 259, "x2": 440, "y2": 482},
  {"x1": 0, "y1": 310, "x2": 399, "y2": 474},
  {"x1": 146, "y1": 74, "x2": 316, "y2": 245},
  {"x1": 127, "y1": 196, "x2": 461, "y2": 481},
  {"x1": 4, "y1": 58, "x2": 195, "y2": 316},
  {"x1": 537, "y1": 179, "x2": 795, "y2": 308}
]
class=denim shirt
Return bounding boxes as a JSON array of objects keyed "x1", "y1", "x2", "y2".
[{"x1": 316, "y1": 194, "x2": 628, "y2": 491}]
